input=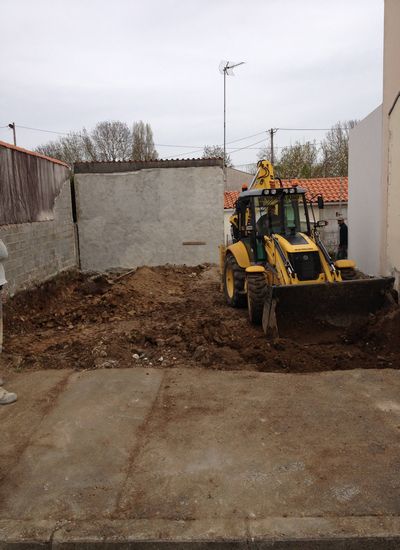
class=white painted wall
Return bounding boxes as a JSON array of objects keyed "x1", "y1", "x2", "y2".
[
  {"x1": 381, "y1": 0, "x2": 400, "y2": 275},
  {"x1": 387, "y1": 98, "x2": 400, "y2": 287},
  {"x1": 75, "y1": 166, "x2": 224, "y2": 271},
  {"x1": 348, "y1": 106, "x2": 383, "y2": 275}
]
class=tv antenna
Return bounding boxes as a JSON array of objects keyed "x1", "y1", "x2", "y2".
[{"x1": 219, "y1": 61, "x2": 245, "y2": 181}]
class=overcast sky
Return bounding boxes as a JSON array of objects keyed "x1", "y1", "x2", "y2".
[{"x1": 0, "y1": 0, "x2": 384, "y2": 167}]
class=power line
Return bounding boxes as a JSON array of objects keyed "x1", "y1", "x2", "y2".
[
  {"x1": 278, "y1": 127, "x2": 332, "y2": 131},
  {"x1": 278, "y1": 127, "x2": 352, "y2": 131},
  {"x1": 16, "y1": 125, "x2": 70, "y2": 135},
  {"x1": 164, "y1": 131, "x2": 268, "y2": 157},
  {"x1": 168, "y1": 136, "x2": 268, "y2": 159},
  {"x1": 0, "y1": 122, "x2": 350, "y2": 159},
  {"x1": 167, "y1": 126, "x2": 351, "y2": 157},
  {"x1": 0, "y1": 123, "x2": 268, "y2": 157},
  {"x1": 155, "y1": 130, "x2": 267, "y2": 149},
  {"x1": 228, "y1": 138, "x2": 267, "y2": 154}
]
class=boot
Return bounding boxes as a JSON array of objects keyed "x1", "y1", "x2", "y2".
[{"x1": 0, "y1": 387, "x2": 17, "y2": 405}]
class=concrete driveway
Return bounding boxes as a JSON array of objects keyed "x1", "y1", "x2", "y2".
[{"x1": 1, "y1": 366, "x2": 400, "y2": 548}]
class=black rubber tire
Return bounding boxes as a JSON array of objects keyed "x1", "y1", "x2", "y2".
[
  {"x1": 247, "y1": 273, "x2": 267, "y2": 325},
  {"x1": 223, "y1": 254, "x2": 246, "y2": 308}
]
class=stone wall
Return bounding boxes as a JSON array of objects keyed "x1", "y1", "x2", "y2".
[
  {"x1": 0, "y1": 181, "x2": 77, "y2": 296},
  {"x1": 74, "y1": 163, "x2": 224, "y2": 271}
]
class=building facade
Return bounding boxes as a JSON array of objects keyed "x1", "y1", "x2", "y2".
[{"x1": 348, "y1": 0, "x2": 400, "y2": 284}]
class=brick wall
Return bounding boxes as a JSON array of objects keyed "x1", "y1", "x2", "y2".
[{"x1": 0, "y1": 181, "x2": 77, "y2": 296}]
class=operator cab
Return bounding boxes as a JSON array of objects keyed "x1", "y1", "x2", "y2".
[
  {"x1": 231, "y1": 187, "x2": 313, "y2": 265},
  {"x1": 233, "y1": 187, "x2": 311, "y2": 241}
]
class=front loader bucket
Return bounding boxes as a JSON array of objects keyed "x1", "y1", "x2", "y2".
[{"x1": 262, "y1": 277, "x2": 396, "y2": 339}]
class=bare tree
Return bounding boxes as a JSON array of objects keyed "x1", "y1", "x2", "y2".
[
  {"x1": 35, "y1": 120, "x2": 158, "y2": 166},
  {"x1": 202, "y1": 145, "x2": 233, "y2": 167},
  {"x1": 36, "y1": 132, "x2": 88, "y2": 165},
  {"x1": 320, "y1": 120, "x2": 358, "y2": 177},
  {"x1": 91, "y1": 121, "x2": 132, "y2": 161},
  {"x1": 80, "y1": 128, "x2": 97, "y2": 161},
  {"x1": 144, "y1": 123, "x2": 158, "y2": 160},
  {"x1": 132, "y1": 121, "x2": 158, "y2": 161}
]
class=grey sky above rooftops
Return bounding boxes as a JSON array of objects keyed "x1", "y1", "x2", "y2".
[{"x1": 0, "y1": 0, "x2": 383, "y2": 167}]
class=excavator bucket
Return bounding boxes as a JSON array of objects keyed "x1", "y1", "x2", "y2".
[{"x1": 262, "y1": 277, "x2": 396, "y2": 339}]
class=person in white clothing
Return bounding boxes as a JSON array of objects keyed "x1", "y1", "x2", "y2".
[{"x1": 0, "y1": 240, "x2": 17, "y2": 405}]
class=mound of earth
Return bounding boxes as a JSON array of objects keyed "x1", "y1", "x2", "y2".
[{"x1": 2, "y1": 265, "x2": 400, "y2": 374}]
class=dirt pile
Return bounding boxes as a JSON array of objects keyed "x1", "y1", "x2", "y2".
[{"x1": 3, "y1": 265, "x2": 400, "y2": 374}]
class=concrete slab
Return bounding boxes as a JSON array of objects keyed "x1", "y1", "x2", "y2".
[
  {"x1": 1, "y1": 367, "x2": 400, "y2": 547},
  {"x1": 0, "y1": 370, "x2": 72, "y2": 482},
  {"x1": 0, "y1": 368, "x2": 164, "y2": 521},
  {"x1": 118, "y1": 368, "x2": 400, "y2": 520}
]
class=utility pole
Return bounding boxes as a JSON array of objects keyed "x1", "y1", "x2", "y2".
[
  {"x1": 8, "y1": 122, "x2": 16, "y2": 146},
  {"x1": 269, "y1": 128, "x2": 278, "y2": 164}
]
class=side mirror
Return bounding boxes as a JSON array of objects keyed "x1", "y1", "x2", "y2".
[
  {"x1": 316, "y1": 220, "x2": 328, "y2": 228},
  {"x1": 317, "y1": 195, "x2": 324, "y2": 209}
]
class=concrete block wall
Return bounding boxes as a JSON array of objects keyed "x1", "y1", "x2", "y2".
[
  {"x1": 0, "y1": 182, "x2": 77, "y2": 296},
  {"x1": 75, "y1": 164, "x2": 224, "y2": 272}
]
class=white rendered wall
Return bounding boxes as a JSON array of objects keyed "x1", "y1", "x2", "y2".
[
  {"x1": 381, "y1": 0, "x2": 400, "y2": 274},
  {"x1": 75, "y1": 166, "x2": 224, "y2": 271},
  {"x1": 387, "y1": 99, "x2": 400, "y2": 287},
  {"x1": 348, "y1": 106, "x2": 383, "y2": 275}
]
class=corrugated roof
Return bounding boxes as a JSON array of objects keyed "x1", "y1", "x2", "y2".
[
  {"x1": 224, "y1": 177, "x2": 348, "y2": 208},
  {"x1": 0, "y1": 140, "x2": 69, "y2": 168},
  {"x1": 74, "y1": 157, "x2": 223, "y2": 173}
]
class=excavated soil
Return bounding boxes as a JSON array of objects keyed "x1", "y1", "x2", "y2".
[{"x1": 2, "y1": 265, "x2": 400, "y2": 374}]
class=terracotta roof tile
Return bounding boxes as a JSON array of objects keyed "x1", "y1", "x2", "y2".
[
  {"x1": 289, "y1": 177, "x2": 348, "y2": 203},
  {"x1": 224, "y1": 177, "x2": 348, "y2": 208},
  {"x1": 224, "y1": 191, "x2": 240, "y2": 209}
]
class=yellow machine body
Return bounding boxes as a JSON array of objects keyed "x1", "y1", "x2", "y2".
[{"x1": 221, "y1": 160, "x2": 395, "y2": 337}]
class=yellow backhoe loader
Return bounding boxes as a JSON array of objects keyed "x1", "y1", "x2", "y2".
[{"x1": 221, "y1": 160, "x2": 395, "y2": 338}]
